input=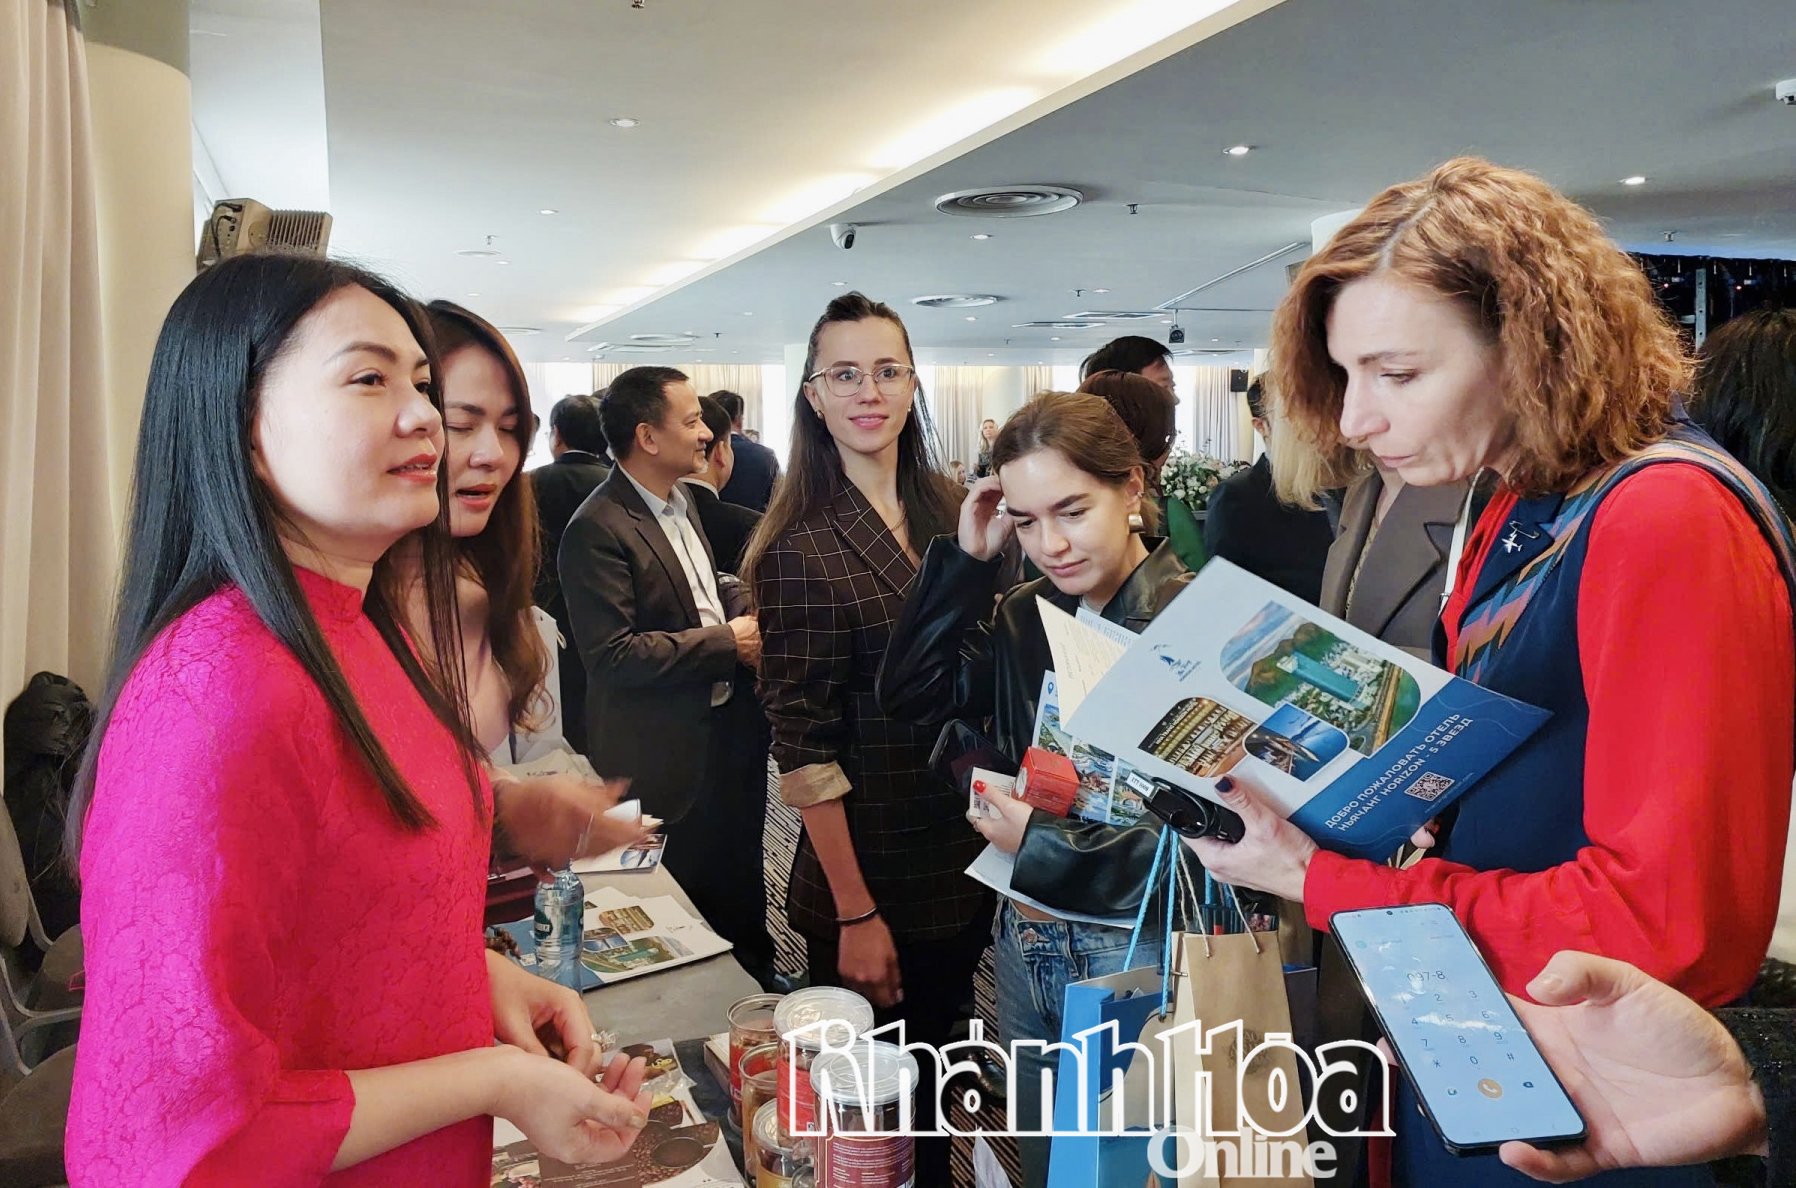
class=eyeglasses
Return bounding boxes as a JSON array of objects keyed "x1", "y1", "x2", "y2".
[{"x1": 805, "y1": 363, "x2": 917, "y2": 399}]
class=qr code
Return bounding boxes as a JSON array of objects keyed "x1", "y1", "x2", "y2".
[{"x1": 1405, "y1": 773, "x2": 1456, "y2": 803}]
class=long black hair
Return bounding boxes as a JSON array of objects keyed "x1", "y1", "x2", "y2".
[
  {"x1": 420, "y1": 300, "x2": 549, "y2": 733},
  {"x1": 66, "y1": 253, "x2": 483, "y2": 865},
  {"x1": 742, "y1": 291, "x2": 961, "y2": 583},
  {"x1": 1691, "y1": 308, "x2": 1796, "y2": 518}
]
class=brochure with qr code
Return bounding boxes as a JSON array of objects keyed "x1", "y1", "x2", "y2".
[{"x1": 1064, "y1": 559, "x2": 1550, "y2": 861}]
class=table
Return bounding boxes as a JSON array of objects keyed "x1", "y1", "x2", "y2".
[{"x1": 576, "y1": 864, "x2": 761, "y2": 1046}]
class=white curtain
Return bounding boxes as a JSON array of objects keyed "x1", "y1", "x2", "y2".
[
  {"x1": 1, "y1": 0, "x2": 116, "y2": 708},
  {"x1": 687, "y1": 363, "x2": 764, "y2": 429},
  {"x1": 1020, "y1": 364, "x2": 1057, "y2": 402},
  {"x1": 921, "y1": 367, "x2": 982, "y2": 471},
  {"x1": 1187, "y1": 366, "x2": 1252, "y2": 462}
]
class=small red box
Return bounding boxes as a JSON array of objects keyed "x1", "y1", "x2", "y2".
[{"x1": 1016, "y1": 747, "x2": 1079, "y2": 817}]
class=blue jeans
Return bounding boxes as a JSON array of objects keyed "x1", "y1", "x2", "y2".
[{"x1": 992, "y1": 897, "x2": 1161, "y2": 1188}]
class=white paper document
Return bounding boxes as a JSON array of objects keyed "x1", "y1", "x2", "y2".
[
  {"x1": 1036, "y1": 597, "x2": 1127, "y2": 717},
  {"x1": 966, "y1": 843, "x2": 1135, "y2": 929}
]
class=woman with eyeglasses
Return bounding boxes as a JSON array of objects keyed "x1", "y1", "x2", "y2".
[{"x1": 744, "y1": 292, "x2": 991, "y2": 1185}]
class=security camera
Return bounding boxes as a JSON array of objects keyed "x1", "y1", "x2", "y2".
[
  {"x1": 1778, "y1": 78, "x2": 1796, "y2": 106},
  {"x1": 829, "y1": 222, "x2": 857, "y2": 250},
  {"x1": 1167, "y1": 324, "x2": 1186, "y2": 345}
]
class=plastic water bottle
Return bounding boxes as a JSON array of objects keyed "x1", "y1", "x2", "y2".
[{"x1": 532, "y1": 867, "x2": 584, "y2": 987}]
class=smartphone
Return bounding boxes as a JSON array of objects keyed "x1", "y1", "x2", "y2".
[
  {"x1": 1330, "y1": 903, "x2": 1586, "y2": 1155},
  {"x1": 929, "y1": 719, "x2": 1017, "y2": 791}
]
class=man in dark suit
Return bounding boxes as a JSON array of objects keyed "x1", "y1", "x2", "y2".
[
  {"x1": 711, "y1": 389, "x2": 780, "y2": 512},
  {"x1": 682, "y1": 396, "x2": 762, "y2": 574},
  {"x1": 530, "y1": 393, "x2": 610, "y2": 752},
  {"x1": 1203, "y1": 377, "x2": 1334, "y2": 603},
  {"x1": 559, "y1": 367, "x2": 777, "y2": 985}
]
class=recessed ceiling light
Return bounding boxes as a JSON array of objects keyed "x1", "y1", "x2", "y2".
[
  {"x1": 1092, "y1": 288, "x2": 1110, "y2": 294},
  {"x1": 466, "y1": 291, "x2": 480, "y2": 297},
  {"x1": 1212, "y1": 338, "x2": 1220, "y2": 343},
  {"x1": 1161, "y1": 318, "x2": 1174, "y2": 324},
  {"x1": 971, "y1": 233, "x2": 992, "y2": 240},
  {"x1": 539, "y1": 208, "x2": 558, "y2": 215},
  {"x1": 1621, "y1": 175, "x2": 1648, "y2": 186},
  {"x1": 965, "y1": 315, "x2": 978, "y2": 322},
  {"x1": 455, "y1": 248, "x2": 500, "y2": 258},
  {"x1": 609, "y1": 117, "x2": 640, "y2": 128},
  {"x1": 741, "y1": 311, "x2": 754, "y2": 317},
  {"x1": 832, "y1": 280, "x2": 847, "y2": 286},
  {"x1": 495, "y1": 259, "x2": 510, "y2": 265},
  {"x1": 1050, "y1": 336, "x2": 1062, "y2": 341},
  {"x1": 1224, "y1": 144, "x2": 1253, "y2": 157},
  {"x1": 987, "y1": 352, "x2": 995, "y2": 357}
]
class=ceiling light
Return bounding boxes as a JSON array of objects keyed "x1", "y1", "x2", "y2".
[
  {"x1": 495, "y1": 259, "x2": 510, "y2": 265},
  {"x1": 971, "y1": 233, "x2": 992, "y2": 240},
  {"x1": 741, "y1": 311, "x2": 754, "y2": 317},
  {"x1": 608, "y1": 117, "x2": 640, "y2": 128},
  {"x1": 965, "y1": 315, "x2": 978, "y2": 322},
  {"x1": 466, "y1": 291, "x2": 480, "y2": 297},
  {"x1": 1092, "y1": 288, "x2": 1110, "y2": 294},
  {"x1": 455, "y1": 248, "x2": 500, "y2": 258},
  {"x1": 1621, "y1": 175, "x2": 1648, "y2": 186},
  {"x1": 1224, "y1": 145, "x2": 1253, "y2": 157},
  {"x1": 832, "y1": 280, "x2": 847, "y2": 286},
  {"x1": 1050, "y1": 336, "x2": 1062, "y2": 341},
  {"x1": 539, "y1": 208, "x2": 558, "y2": 215},
  {"x1": 1161, "y1": 318, "x2": 1174, "y2": 324},
  {"x1": 987, "y1": 352, "x2": 995, "y2": 357}
]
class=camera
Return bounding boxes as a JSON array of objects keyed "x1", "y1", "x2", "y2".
[
  {"x1": 829, "y1": 222, "x2": 857, "y2": 250},
  {"x1": 1167, "y1": 324, "x2": 1186, "y2": 345},
  {"x1": 1778, "y1": 78, "x2": 1796, "y2": 106}
]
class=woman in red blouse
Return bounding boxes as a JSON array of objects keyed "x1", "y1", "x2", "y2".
[
  {"x1": 65, "y1": 255, "x2": 649, "y2": 1185},
  {"x1": 1190, "y1": 158, "x2": 1796, "y2": 1187}
]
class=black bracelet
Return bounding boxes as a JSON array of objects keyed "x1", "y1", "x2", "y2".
[{"x1": 836, "y1": 906, "x2": 880, "y2": 927}]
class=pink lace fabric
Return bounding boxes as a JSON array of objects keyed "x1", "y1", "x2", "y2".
[{"x1": 68, "y1": 569, "x2": 496, "y2": 1186}]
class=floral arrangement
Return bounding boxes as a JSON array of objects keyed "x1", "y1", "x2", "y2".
[{"x1": 1159, "y1": 449, "x2": 1248, "y2": 511}]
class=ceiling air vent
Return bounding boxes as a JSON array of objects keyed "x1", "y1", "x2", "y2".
[
  {"x1": 1066, "y1": 310, "x2": 1160, "y2": 321},
  {"x1": 1012, "y1": 320, "x2": 1102, "y2": 330},
  {"x1": 911, "y1": 294, "x2": 1000, "y2": 308},
  {"x1": 586, "y1": 342, "x2": 676, "y2": 355},
  {"x1": 630, "y1": 333, "x2": 699, "y2": 345},
  {"x1": 933, "y1": 185, "x2": 1083, "y2": 218}
]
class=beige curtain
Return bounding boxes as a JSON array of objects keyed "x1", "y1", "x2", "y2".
[
  {"x1": 1020, "y1": 364, "x2": 1057, "y2": 402},
  {"x1": 686, "y1": 363, "x2": 764, "y2": 429},
  {"x1": 924, "y1": 366, "x2": 987, "y2": 472},
  {"x1": 1, "y1": 0, "x2": 116, "y2": 710},
  {"x1": 1188, "y1": 366, "x2": 1252, "y2": 462},
  {"x1": 591, "y1": 362, "x2": 632, "y2": 392}
]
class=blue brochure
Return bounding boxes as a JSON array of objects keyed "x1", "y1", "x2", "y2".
[{"x1": 1065, "y1": 559, "x2": 1549, "y2": 861}]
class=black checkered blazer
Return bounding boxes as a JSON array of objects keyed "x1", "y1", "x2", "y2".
[{"x1": 753, "y1": 481, "x2": 992, "y2": 944}]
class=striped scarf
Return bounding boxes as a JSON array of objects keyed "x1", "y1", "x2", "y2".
[{"x1": 1452, "y1": 423, "x2": 1796, "y2": 684}]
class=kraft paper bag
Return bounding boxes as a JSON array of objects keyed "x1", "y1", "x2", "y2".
[{"x1": 1170, "y1": 931, "x2": 1313, "y2": 1188}]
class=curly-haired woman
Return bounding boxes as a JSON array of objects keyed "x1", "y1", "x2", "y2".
[{"x1": 1190, "y1": 158, "x2": 1796, "y2": 1187}]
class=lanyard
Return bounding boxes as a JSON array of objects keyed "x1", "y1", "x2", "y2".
[{"x1": 1439, "y1": 478, "x2": 1482, "y2": 611}]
